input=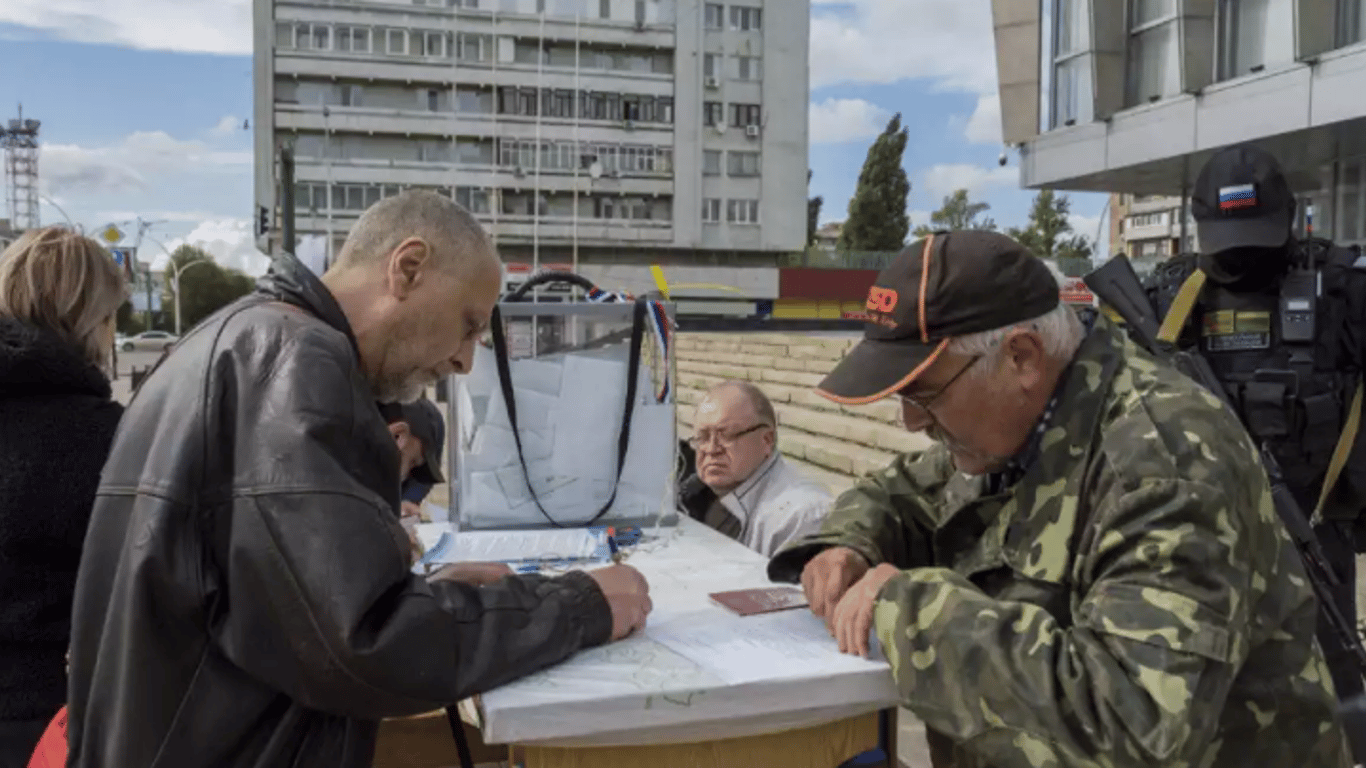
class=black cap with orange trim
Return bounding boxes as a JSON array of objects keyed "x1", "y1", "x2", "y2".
[{"x1": 818, "y1": 230, "x2": 1061, "y2": 405}]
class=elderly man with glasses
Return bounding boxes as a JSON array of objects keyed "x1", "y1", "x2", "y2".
[
  {"x1": 768, "y1": 231, "x2": 1349, "y2": 768},
  {"x1": 679, "y1": 380, "x2": 832, "y2": 556}
]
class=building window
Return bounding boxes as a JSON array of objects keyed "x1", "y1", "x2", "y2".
[
  {"x1": 1339, "y1": 0, "x2": 1365, "y2": 46},
  {"x1": 339, "y1": 85, "x2": 363, "y2": 107},
  {"x1": 701, "y1": 198, "x2": 722, "y2": 222},
  {"x1": 387, "y1": 29, "x2": 407, "y2": 55},
  {"x1": 1126, "y1": 211, "x2": 1168, "y2": 228},
  {"x1": 420, "y1": 31, "x2": 446, "y2": 57},
  {"x1": 703, "y1": 53, "x2": 719, "y2": 77},
  {"x1": 727, "y1": 199, "x2": 759, "y2": 224},
  {"x1": 456, "y1": 33, "x2": 488, "y2": 62},
  {"x1": 729, "y1": 103, "x2": 761, "y2": 127},
  {"x1": 703, "y1": 101, "x2": 724, "y2": 126},
  {"x1": 599, "y1": 0, "x2": 611, "y2": 19},
  {"x1": 1126, "y1": 0, "x2": 1180, "y2": 106},
  {"x1": 455, "y1": 187, "x2": 491, "y2": 214},
  {"x1": 1217, "y1": 0, "x2": 1294, "y2": 79},
  {"x1": 729, "y1": 6, "x2": 761, "y2": 31},
  {"x1": 295, "y1": 182, "x2": 328, "y2": 211},
  {"x1": 704, "y1": 3, "x2": 724, "y2": 29},
  {"x1": 1050, "y1": 0, "x2": 1092, "y2": 128},
  {"x1": 336, "y1": 27, "x2": 372, "y2": 53},
  {"x1": 276, "y1": 22, "x2": 294, "y2": 48},
  {"x1": 727, "y1": 150, "x2": 760, "y2": 176},
  {"x1": 735, "y1": 56, "x2": 762, "y2": 81},
  {"x1": 294, "y1": 23, "x2": 330, "y2": 50},
  {"x1": 702, "y1": 150, "x2": 722, "y2": 175}
]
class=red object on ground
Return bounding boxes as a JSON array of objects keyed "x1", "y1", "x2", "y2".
[{"x1": 26, "y1": 706, "x2": 67, "y2": 768}]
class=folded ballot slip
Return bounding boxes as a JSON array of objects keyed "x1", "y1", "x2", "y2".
[{"x1": 709, "y1": 586, "x2": 810, "y2": 617}]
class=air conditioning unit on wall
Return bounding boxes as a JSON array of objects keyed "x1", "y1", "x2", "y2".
[
  {"x1": 745, "y1": 124, "x2": 760, "y2": 138},
  {"x1": 704, "y1": 76, "x2": 720, "y2": 89}
]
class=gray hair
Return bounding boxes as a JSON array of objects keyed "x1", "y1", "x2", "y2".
[
  {"x1": 330, "y1": 190, "x2": 494, "y2": 274},
  {"x1": 947, "y1": 302, "x2": 1085, "y2": 375},
  {"x1": 706, "y1": 380, "x2": 777, "y2": 427}
]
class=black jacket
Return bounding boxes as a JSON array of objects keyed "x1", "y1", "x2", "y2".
[
  {"x1": 67, "y1": 254, "x2": 613, "y2": 768},
  {"x1": 0, "y1": 318, "x2": 121, "y2": 723}
]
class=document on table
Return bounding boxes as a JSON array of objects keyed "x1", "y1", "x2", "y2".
[
  {"x1": 647, "y1": 609, "x2": 888, "y2": 685},
  {"x1": 414, "y1": 524, "x2": 604, "y2": 564}
]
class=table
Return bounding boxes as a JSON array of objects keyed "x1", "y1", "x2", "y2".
[{"x1": 471, "y1": 517, "x2": 901, "y2": 764}]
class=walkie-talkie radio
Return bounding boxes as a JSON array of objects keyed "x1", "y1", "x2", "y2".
[{"x1": 1279, "y1": 267, "x2": 1318, "y2": 344}]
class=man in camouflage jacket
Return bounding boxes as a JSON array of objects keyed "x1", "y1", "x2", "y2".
[{"x1": 769, "y1": 231, "x2": 1349, "y2": 768}]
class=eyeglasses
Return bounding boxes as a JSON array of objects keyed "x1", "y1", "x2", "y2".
[
  {"x1": 688, "y1": 422, "x2": 770, "y2": 450},
  {"x1": 897, "y1": 355, "x2": 981, "y2": 413}
]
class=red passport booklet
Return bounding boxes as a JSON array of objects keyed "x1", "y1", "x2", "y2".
[{"x1": 709, "y1": 586, "x2": 810, "y2": 616}]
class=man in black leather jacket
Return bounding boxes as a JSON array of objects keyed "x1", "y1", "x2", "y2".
[{"x1": 66, "y1": 191, "x2": 652, "y2": 768}]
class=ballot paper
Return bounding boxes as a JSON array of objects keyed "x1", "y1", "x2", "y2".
[
  {"x1": 646, "y1": 609, "x2": 887, "y2": 686},
  {"x1": 413, "y1": 524, "x2": 606, "y2": 565}
]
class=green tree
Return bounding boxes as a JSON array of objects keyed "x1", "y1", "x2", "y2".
[
  {"x1": 912, "y1": 189, "x2": 997, "y2": 238},
  {"x1": 115, "y1": 300, "x2": 145, "y2": 335},
  {"x1": 806, "y1": 170, "x2": 823, "y2": 247},
  {"x1": 162, "y1": 245, "x2": 255, "y2": 333},
  {"x1": 839, "y1": 114, "x2": 910, "y2": 252},
  {"x1": 1007, "y1": 189, "x2": 1095, "y2": 276}
]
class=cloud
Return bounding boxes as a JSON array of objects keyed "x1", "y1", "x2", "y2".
[
  {"x1": 3, "y1": 0, "x2": 995, "y2": 97},
  {"x1": 211, "y1": 115, "x2": 242, "y2": 137},
  {"x1": 810, "y1": 0, "x2": 997, "y2": 93},
  {"x1": 809, "y1": 98, "x2": 892, "y2": 144},
  {"x1": 1068, "y1": 212, "x2": 1110, "y2": 259},
  {"x1": 96, "y1": 209, "x2": 224, "y2": 224},
  {"x1": 920, "y1": 164, "x2": 1019, "y2": 200},
  {"x1": 0, "y1": 0, "x2": 251, "y2": 55},
  {"x1": 964, "y1": 93, "x2": 1002, "y2": 145},
  {"x1": 41, "y1": 130, "x2": 251, "y2": 197},
  {"x1": 157, "y1": 218, "x2": 271, "y2": 276}
]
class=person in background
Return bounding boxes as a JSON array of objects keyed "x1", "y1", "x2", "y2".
[
  {"x1": 382, "y1": 397, "x2": 445, "y2": 509},
  {"x1": 679, "y1": 380, "x2": 831, "y2": 556},
  {"x1": 383, "y1": 398, "x2": 512, "y2": 585},
  {"x1": 1144, "y1": 145, "x2": 1366, "y2": 728},
  {"x1": 66, "y1": 191, "x2": 651, "y2": 768},
  {"x1": 0, "y1": 227, "x2": 126, "y2": 768}
]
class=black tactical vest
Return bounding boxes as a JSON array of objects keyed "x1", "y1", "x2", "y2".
[{"x1": 1148, "y1": 240, "x2": 1366, "y2": 525}]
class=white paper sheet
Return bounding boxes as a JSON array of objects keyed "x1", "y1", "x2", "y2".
[
  {"x1": 421, "y1": 501, "x2": 449, "y2": 524},
  {"x1": 646, "y1": 609, "x2": 887, "y2": 686},
  {"x1": 414, "y1": 524, "x2": 604, "y2": 564}
]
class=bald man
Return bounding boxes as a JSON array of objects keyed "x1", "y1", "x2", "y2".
[
  {"x1": 67, "y1": 191, "x2": 652, "y2": 768},
  {"x1": 680, "y1": 381, "x2": 832, "y2": 556}
]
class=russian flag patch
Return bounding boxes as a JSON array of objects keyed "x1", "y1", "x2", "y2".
[{"x1": 1219, "y1": 183, "x2": 1257, "y2": 210}]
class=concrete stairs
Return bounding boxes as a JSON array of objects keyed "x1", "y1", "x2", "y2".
[{"x1": 675, "y1": 333, "x2": 931, "y2": 495}]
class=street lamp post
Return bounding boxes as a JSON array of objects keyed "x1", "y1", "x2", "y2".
[{"x1": 168, "y1": 259, "x2": 216, "y2": 336}]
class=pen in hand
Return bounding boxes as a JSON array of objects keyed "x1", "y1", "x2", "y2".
[{"x1": 607, "y1": 528, "x2": 624, "y2": 564}]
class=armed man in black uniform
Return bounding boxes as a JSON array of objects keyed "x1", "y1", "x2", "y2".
[{"x1": 1145, "y1": 144, "x2": 1366, "y2": 732}]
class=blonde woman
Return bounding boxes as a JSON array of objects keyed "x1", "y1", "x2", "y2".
[{"x1": 0, "y1": 226, "x2": 125, "y2": 768}]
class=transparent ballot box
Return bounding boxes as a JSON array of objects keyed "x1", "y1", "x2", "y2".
[{"x1": 447, "y1": 300, "x2": 678, "y2": 530}]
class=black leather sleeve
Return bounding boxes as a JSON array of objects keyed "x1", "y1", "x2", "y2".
[{"x1": 208, "y1": 323, "x2": 612, "y2": 720}]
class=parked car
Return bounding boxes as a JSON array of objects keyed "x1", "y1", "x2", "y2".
[{"x1": 120, "y1": 330, "x2": 178, "y2": 352}]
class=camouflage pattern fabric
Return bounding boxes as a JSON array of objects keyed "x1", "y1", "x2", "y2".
[{"x1": 769, "y1": 318, "x2": 1350, "y2": 768}]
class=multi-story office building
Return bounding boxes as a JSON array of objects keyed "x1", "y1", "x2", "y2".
[
  {"x1": 1108, "y1": 192, "x2": 1196, "y2": 273},
  {"x1": 252, "y1": 0, "x2": 810, "y2": 270},
  {"x1": 990, "y1": 0, "x2": 1366, "y2": 249}
]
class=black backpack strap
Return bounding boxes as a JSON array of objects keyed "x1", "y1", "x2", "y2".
[{"x1": 488, "y1": 292, "x2": 648, "y2": 528}]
